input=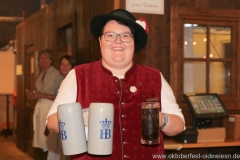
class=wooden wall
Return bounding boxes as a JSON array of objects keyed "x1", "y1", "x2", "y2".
[
  {"x1": 0, "y1": 0, "x2": 39, "y2": 48},
  {"x1": 76, "y1": 0, "x2": 115, "y2": 64},
  {"x1": 16, "y1": 0, "x2": 240, "y2": 155}
]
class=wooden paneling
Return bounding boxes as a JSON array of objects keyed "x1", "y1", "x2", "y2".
[
  {"x1": 0, "y1": 0, "x2": 39, "y2": 48},
  {"x1": 76, "y1": 0, "x2": 114, "y2": 64}
]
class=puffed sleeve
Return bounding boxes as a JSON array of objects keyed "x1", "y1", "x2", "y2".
[
  {"x1": 160, "y1": 73, "x2": 185, "y2": 123},
  {"x1": 47, "y1": 69, "x2": 77, "y2": 117}
]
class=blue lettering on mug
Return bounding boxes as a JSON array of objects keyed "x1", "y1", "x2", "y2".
[
  {"x1": 100, "y1": 129, "x2": 111, "y2": 139},
  {"x1": 99, "y1": 118, "x2": 112, "y2": 139},
  {"x1": 60, "y1": 130, "x2": 67, "y2": 140},
  {"x1": 59, "y1": 120, "x2": 67, "y2": 140}
]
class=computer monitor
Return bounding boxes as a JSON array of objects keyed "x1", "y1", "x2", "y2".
[{"x1": 184, "y1": 93, "x2": 229, "y2": 128}]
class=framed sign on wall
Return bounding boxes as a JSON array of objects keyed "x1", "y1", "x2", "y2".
[{"x1": 126, "y1": 0, "x2": 164, "y2": 15}]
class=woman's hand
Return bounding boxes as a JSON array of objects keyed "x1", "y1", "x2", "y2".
[
  {"x1": 82, "y1": 109, "x2": 89, "y2": 127},
  {"x1": 26, "y1": 89, "x2": 54, "y2": 100},
  {"x1": 26, "y1": 89, "x2": 37, "y2": 99}
]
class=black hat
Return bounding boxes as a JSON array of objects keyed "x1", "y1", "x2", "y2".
[{"x1": 90, "y1": 9, "x2": 148, "y2": 53}]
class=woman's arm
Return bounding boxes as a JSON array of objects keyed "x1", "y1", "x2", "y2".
[
  {"x1": 160, "y1": 73, "x2": 185, "y2": 136},
  {"x1": 159, "y1": 112, "x2": 185, "y2": 136},
  {"x1": 26, "y1": 89, "x2": 56, "y2": 100}
]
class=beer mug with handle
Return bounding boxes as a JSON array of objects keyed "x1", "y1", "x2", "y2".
[{"x1": 57, "y1": 102, "x2": 87, "y2": 155}]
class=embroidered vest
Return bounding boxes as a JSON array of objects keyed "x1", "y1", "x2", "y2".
[{"x1": 72, "y1": 61, "x2": 164, "y2": 160}]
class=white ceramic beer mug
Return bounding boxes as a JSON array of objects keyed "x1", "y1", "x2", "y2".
[
  {"x1": 88, "y1": 103, "x2": 114, "y2": 155},
  {"x1": 57, "y1": 102, "x2": 87, "y2": 155}
]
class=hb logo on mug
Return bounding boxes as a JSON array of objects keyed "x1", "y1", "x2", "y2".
[
  {"x1": 59, "y1": 120, "x2": 67, "y2": 140},
  {"x1": 100, "y1": 118, "x2": 112, "y2": 139}
]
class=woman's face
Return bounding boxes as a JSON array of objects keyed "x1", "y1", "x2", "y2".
[
  {"x1": 39, "y1": 52, "x2": 52, "y2": 70},
  {"x1": 60, "y1": 58, "x2": 72, "y2": 77},
  {"x1": 99, "y1": 20, "x2": 134, "y2": 70}
]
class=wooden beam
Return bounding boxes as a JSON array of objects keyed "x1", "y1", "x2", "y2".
[
  {"x1": 113, "y1": 0, "x2": 120, "y2": 9},
  {"x1": 0, "y1": 16, "x2": 23, "y2": 22}
]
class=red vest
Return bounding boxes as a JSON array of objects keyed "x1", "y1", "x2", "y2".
[{"x1": 72, "y1": 61, "x2": 164, "y2": 160}]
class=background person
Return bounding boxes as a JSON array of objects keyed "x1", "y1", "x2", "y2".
[
  {"x1": 26, "y1": 49, "x2": 64, "y2": 158},
  {"x1": 47, "y1": 9, "x2": 185, "y2": 160},
  {"x1": 59, "y1": 55, "x2": 76, "y2": 77}
]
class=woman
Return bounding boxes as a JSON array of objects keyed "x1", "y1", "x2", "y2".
[
  {"x1": 59, "y1": 55, "x2": 76, "y2": 77},
  {"x1": 26, "y1": 49, "x2": 63, "y2": 153},
  {"x1": 47, "y1": 55, "x2": 76, "y2": 160},
  {"x1": 47, "y1": 9, "x2": 185, "y2": 160}
]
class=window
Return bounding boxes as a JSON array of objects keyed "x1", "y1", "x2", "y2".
[
  {"x1": 170, "y1": 7, "x2": 239, "y2": 105},
  {"x1": 183, "y1": 24, "x2": 232, "y2": 94}
]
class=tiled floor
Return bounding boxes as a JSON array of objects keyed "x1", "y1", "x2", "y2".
[{"x1": 0, "y1": 135, "x2": 33, "y2": 160}]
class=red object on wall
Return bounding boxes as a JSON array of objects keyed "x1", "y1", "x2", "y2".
[{"x1": 13, "y1": 88, "x2": 17, "y2": 106}]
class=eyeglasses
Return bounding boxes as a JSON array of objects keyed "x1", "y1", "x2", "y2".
[{"x1": 102, "y1": 32, "x2": 133, "y2": 42}]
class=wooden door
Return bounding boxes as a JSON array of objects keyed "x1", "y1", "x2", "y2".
[{"x1": 25, "y1": 44, "x2": 37, "y2": 157}]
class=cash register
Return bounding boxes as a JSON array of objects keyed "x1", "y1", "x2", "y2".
[{"x1": 175, "y1": 93, "x2": 229, "y2": 143}]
